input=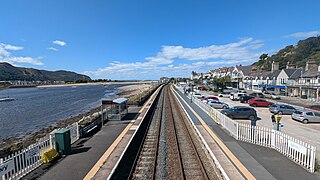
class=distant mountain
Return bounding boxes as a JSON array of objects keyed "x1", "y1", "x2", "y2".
[
  {"x1": 253, "y1": 36, "x2": 320, "y2": 70},
  {"x1": 0, "y1": 63, "x2": 91, "y2": 82}
]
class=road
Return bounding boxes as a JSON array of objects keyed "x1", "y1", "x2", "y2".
[{"x1": 200, "y1": 90, "x2": 320, "y2": 162}]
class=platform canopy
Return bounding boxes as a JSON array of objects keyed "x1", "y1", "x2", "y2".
[
  {"x1": 113, "y1": 98, "x2": 128, "y2": 104},
  {"x1": 102, "y1": 98, "x2": 128, "y2": 105}
]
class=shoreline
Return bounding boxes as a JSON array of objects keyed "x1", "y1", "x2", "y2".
[
  {"x1": 0, "y1": 83, "x2": 153, "y2": 157},
  {"x1": 0, "y1": 81, "x2": 153, "y2": 91},
  {"x1": 36, "y1": 81, "x2": 152, "y2": 88}
]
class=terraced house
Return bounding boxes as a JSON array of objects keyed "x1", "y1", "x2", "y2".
[{"x1": 190, "y1": 59, "x2": 320, "y2": 101}]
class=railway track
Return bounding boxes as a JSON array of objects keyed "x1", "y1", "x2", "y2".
[{"x1": 129, "y1": 85, "x2": 220, "y2": 179}]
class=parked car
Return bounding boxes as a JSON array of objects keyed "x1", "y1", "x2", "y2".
[
  {"x1": 237, "y1": 89, "x2": 247, "y2": 93},
  {"x1": 305, "y1": 105, "x2": 320, "y2": 111},
  {"x1": 291, "y1": 110, "x2": 320, "y2": 124},
  {"x1": 218, "y1": 92, "x2": 231, "y2": 98},
  {"x1": 263, "y1": 92, "x2": 272, "y2": 98},
  {"x1": 201, "y1": 96, "x2": 219, "y2": 103},
  {"x1": 240, "y1": 95, "x2": 254, "y2": 103},
  {"x1": 221, "y1": 106, "x2": 257, "y2": 120},
  {"x1": 269, "y1": 104, "x2": 296, "y2": 115},
  {"x1": 193, "y1": 93, "x2": 203, "y2": 99},
  {"x1": 208, "y1": 100, "x2": 229, "y2": 109},
  {"x1": 265, "y1": 92, "x2": 279, "y2": 99},
  {"x1": 250, "y1": 92, "x2": 265, "y2": 98},
  {"x1": 248, "y1": 98, "x2": 273, "y2": 107},
  {"x1": 230, "y1": 92, "x2": 246, "y2": 101},
  {"x1": 207, "y1": 96, "x2": 219, "y2": 101}
]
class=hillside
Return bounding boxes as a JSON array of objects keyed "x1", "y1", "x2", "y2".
[
  {"x1": 0, "y1": 63, "x2": 91, "y2": 82},
  {"x1": 253, "y1": 36, "x2": 320, "y2": 70}
]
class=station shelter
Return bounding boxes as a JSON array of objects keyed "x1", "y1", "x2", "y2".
[{"x1": 101, "y1": 98, "x2": 128, "y2": 122}]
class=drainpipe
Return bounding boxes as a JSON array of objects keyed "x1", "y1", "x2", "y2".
[{"x1": 316, "y1": 87, "x2": 319, "y2": 102}]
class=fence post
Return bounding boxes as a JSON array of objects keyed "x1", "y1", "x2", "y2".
[
  {"x1": 236, "y1": 122, "x2": 239, "y2": 140},
  {"x1": 310, "y1": 146, "x2": 316, "y2": 172},
  {"x1": 271, "y1": 129, "x2": 276, "y2": 148}
]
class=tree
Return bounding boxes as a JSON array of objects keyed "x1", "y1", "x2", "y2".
[{"x1": 259, "y1": 53, "x2": 268, "y2": 60}]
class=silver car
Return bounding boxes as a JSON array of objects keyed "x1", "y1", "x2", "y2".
[
  {"x1": 269, "y1": 104, "x2": 296, "y2": 115},
  {"x1": 208, "y1": 100, "x2": 229, "y2": 109},
  {"x1": 291, "y1": 110, "x2": 320, "y2": 124}
]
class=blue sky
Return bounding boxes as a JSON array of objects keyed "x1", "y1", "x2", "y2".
[{"x1": 0, "y1": 0, "x2": 319, "y2": 80}]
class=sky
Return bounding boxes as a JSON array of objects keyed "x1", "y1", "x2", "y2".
[{"x1": 0, "y1": 0, "x2": 320, "y2": 80}]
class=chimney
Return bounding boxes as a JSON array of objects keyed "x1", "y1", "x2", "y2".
[
  {"x1": 271, "y1": 61, "x2": 279, "y2": 73},
  {"x1": 306, "y1": 59, "x2": 317, "y2": 71},
  {"x1": 286, "y1": 61, "x2": 296, "y2": 69}
]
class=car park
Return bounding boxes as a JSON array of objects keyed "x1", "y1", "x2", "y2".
[
  {"x1": 207, "y1": 100, "x2": 229, "y2": 109},
  {"x1": 240, "y1": 95, "x2": 254, "y2": 103},
  {"x1": 230, "y1": 92, "x2": 246, "y2": 101},
  {"x1": 269, "y1": 104, "x2": 296, "y2": 115},
  {"x1": 248, "y1": 98, "x2": 273, "y2": 107},
  {"x1": 221, "y1": 106, "x2": 257, "y2": 120},
  {"x1": 305, "y1": 105, "x2": 320, "y2": 111},
  {"x1": 250, "y1": 92, "x2": 265, "y2": 98},
  {"x1": 218, "y1": 92, "x2": 231, "y2": 98},
  {"x1": 291, "y1": 110, "x2": 320, "y2": 124}
]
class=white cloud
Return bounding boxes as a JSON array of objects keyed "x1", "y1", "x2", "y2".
[
  {"x1": 0, "y1": 43, "x2": 23, "y2": 51},
  {"x1": 1, "y1": 56, "x2": 44, "y2": 66},
  {"x1": 0, "y1": 43, "x2": 44, "y2": 66},
  {"x1": 85, "y1": 38, "x2": 263, "y2": 80},
  {"x1": 284, "y1": 31, "x2": 320, "y2": 38},
  {"x1": 145, "y1": 37, "x2": 261, "y2": 63},
  {"x1": 48, "y1": 47, "x2": 59, "y2": 51},
  {"x1": 53, "y1": 40, "x2": 66, "y2": 46}
]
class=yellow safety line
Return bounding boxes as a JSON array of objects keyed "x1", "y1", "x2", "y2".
[
  {"x1": 171, "y1": 86, "x2": 256, "y2": 180},
  {"x1": 84, "y1": 86, "x2": 161, "y2": 180}
]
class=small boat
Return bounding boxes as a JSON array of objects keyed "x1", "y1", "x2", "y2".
[{"x1": 0, "y1": 96, "x2": 15, "y2": 102}]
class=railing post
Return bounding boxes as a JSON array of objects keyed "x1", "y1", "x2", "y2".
[
  {"x1": 310, "y1": 146, "x2": 316, "y2": 172},
  {"x1": 236, "y1": 122, "x2": 239, "y2": 140},
  {"x1": 271, "y1": 129, "x2": 276, "y2": 148}
]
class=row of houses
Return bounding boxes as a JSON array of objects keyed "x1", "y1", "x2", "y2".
[{"x1": 191, "y1": 59, "x2": 320, "y2": 100}]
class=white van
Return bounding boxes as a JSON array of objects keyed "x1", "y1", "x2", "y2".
[{"x1": 230, "y1": 92, "x2": 246, "y2": 101}]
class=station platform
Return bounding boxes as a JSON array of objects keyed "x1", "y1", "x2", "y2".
[{"x1": 172, "y1": 87, "x2": 320, "y2": 180}]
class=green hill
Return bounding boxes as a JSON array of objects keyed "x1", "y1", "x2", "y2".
[
  {"x1": 253, "y1": 36, "x2": 320, "y2": 70},
  {"x1": 0, "y1": 63, "x2": 91, "y2": 82}
]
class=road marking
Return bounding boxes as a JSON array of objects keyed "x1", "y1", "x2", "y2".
[
  {"x1": 84, "y1": 86, "x2": 161, "y2": 180},
  {"x1": 172, "y1": 87, "x2": 256, "y2": 180}
]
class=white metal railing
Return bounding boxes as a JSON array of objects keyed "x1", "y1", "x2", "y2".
[
  {"x1": 0, "y1": 136, "x2": 52, "y2": 180},
  {"x1": 174, "y1": 85, "x2": 317, "y2": 172},
  {"x1": 0, "y1": 121, "x2": 81, "y2": 180}
]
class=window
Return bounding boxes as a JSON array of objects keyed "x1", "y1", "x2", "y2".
[
  {"x1": 240, "y1": 108, "x2": 250, "y2": 111},
  {"x1": 294, "y1": 111, "x2": 302, "y2": 115},
  {"x1": 306, "y1": 112, "x2": 314, "y2": 116},
  {"x1": 280, "y1": 105, "x2": 286, "y2": 108},
  {"x1": 314, "y1": 112, "x2": 320, "y2": 117},
  {"x1": 287, "y1": 106, "x2": 295, "y2": 109}
]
